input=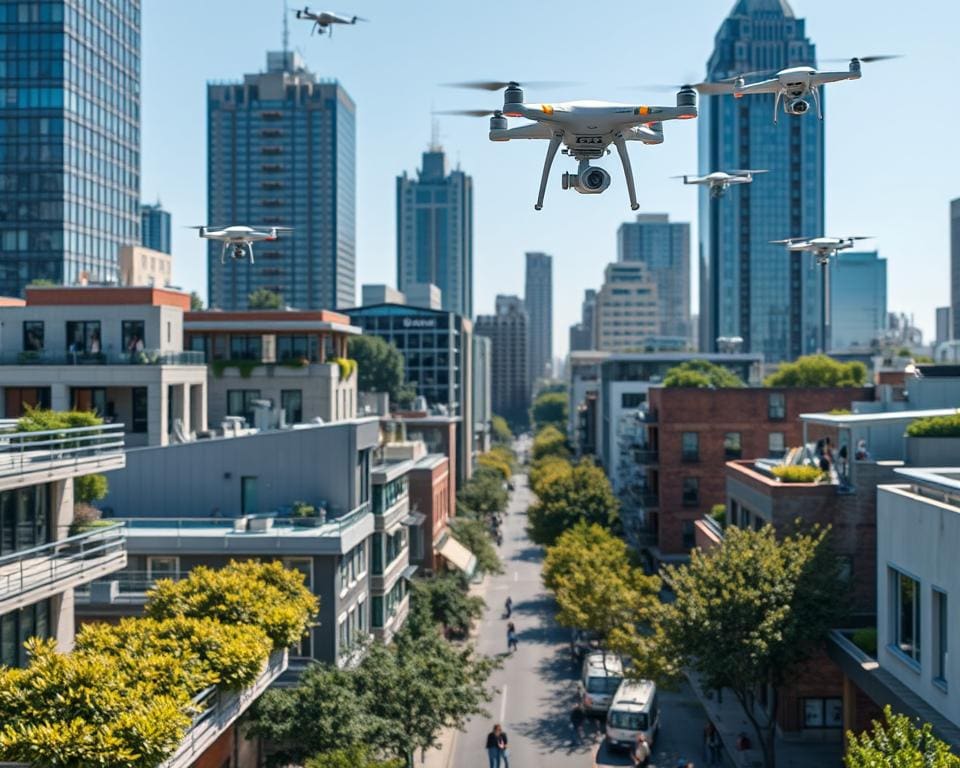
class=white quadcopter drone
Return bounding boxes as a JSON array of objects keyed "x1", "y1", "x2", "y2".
[
  {"x1": 770, "y1": 235, "x2": 872, "y2": 265},
  {"x1": 440, "y1": 80, "x2": 698, "y2": 211},
  {"x1": 674, "y1": 169, "x2": 767, "y2": 198},
  {"x1": 706, "y1": 56, "x2": 898, "y2": 123},
  {"x1": 294, "y1": 7, "x2": 366, "y2": 36},
  {"x1": 191, "y1": 225, "x2": 292, "y2": 264}
]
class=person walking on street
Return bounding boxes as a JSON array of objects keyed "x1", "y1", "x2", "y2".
[
  {"x1": 485, "y1": 725, "x2": 502, "y2": 768},
  {"x1": 506, "y1": 622, "x2": 518, "y2": 653},
  {"x1": 496, "y1": 724, "x2": 510, "y2": 768},
  {"x1": 707, "y1": 723, "x2": 722, "y2": 766},
  {"x1": 570, "y1": 701, "x2": 586, "y2": 746},
  {"x1": 504, "y1": 596, "x2": 512, "y2": 618},
  {"x1": 632, "y1": 732, "x2": 651, "y2": 766}
]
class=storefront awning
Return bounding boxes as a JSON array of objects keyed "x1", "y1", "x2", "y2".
[
  {"x1": 437, "y1": 534, "x2": 477, "y2": 578},
  {"x1": 402, "y1": 511, "x2": 426, "y2": 526}
]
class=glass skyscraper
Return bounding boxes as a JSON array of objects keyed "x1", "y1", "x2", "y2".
[
  {"x1": 698, "y1": 0, "x2": 824, "y2": 362},
  {"x1": 140, "y1": 202, "x2": 170, "y2": 254},
  {"x1": 207, "y1": 51, "x2": 355, "y2": 310},
  {"x1": 524, "y1": 252, "x2": 552, "y2": 383},
  {"x1": 0, "y1": 1, "x2": 141, "y2": 295},
  {"x1": 396, "y1": 146, "x2": 473, "y2": 319},
  {"x1": 829, "y1": 251, "x2": 887, "y2": 351}
]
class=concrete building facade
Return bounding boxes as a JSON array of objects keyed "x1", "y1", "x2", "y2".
[
  {"x1": 118, "y1": 245, "x2": 172, "y2": 288},
  {"x1": 475, "y1": 296, "x2": 530, "y2": 427},
  {"x1": 594, "y1": 263, "x2": 660, "y2": 352}
]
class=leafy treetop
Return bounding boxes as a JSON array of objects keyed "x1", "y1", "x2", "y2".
[
  {"x1": 844, "y1": 706, "x2": 960, "y2": 768},
  {"x1": 189, "y1": 291, "x2": 204, "y2": 311},
  {"x1": 763, "y1": 354, "x2": 867, "y2": 387},
  {"x1": 663, "y1": 359, "x2": 745, "y2": 389},
  {"x1": 527, "y1": 458, "x2": 619, "y2": 546},
  {"x1": 531, "y1": 391, "x2": 568, "y2": 432},
  {"x1": 532, "y1": 425, "x2": 569, "y2": 461},
  {"x1": 490, "y1": 415, "x2": 513, "y2": 445},
  {"x1": 905, "y1": 413, "x2": 960, "y2": 438},
  {"x1": 247, "y1": 288, "x2": 283, "y2": 309},
  {"x1": 348, "y1": 335, "x2": 414, "y2": 408}
]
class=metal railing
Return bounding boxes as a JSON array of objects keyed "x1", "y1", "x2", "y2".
[
  {"x1": 75, "y1": 568, "x2": 183, "y2": 603},
  {"x1": 0, "y1": 423, "x2": 125, "y2": 480},
  {"x1": 633, "y1": 448, "x2": 659, "y2": 464},
  {"x1": 1, "y1": 349, "x2": 205, "y2": 366},
  {"x1": 0, "y1": 523, "x2": 126, "y2": 604}
]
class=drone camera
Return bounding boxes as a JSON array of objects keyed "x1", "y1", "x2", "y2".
[
  {"x1": 786, "y1": 98, "x2": 809, "y2": 115},
  {"x1": 562, "y1": 166, "x2": 611, "y2": 195}
]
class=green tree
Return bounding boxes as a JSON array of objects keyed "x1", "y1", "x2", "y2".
[
  {"x1": 476, "y1": 451, "x2": 511, "y2": 481},
  {"x1": 189, "y1": 291, "x2": 204, "y2": 311},
  {"x1": 448, "y1": 518, "x2": 502, "y2": 575},
  {"x1": 491, "y1": 415, "x2": 513, "y2": 445},
  {"x1": 247, "y1": 288, "x2": 283, "y2": 309},
  {"x1": 531, "y1": 391, "x2": 568, "y2": 432},
  {"x1": 457, "y1": 469, "x2": 508, "y2": 517},
  {"x1": 306, "y1": 748, "x2": 404, "y2": 768},
  {"x1": 664, "y1": 359, "x2": 745, "y2": 388},
  {"x1": 74, "y1": 473, "x2": 108, "y2": 504},
  {"x1": 532, "y1": 425, "x2": 569, "y2": 461},
  {"x1": 763, "y1": 354, "x2": 867, "y2": 387},
  {"x1": 845, "y1": 706, "x2": 959, "y2": 767},
  {"x1": 17, "y1": 406, "x2": 102, "y2": 432},
  {"x1": 410, "y1": 575, "x2": 485, "y2": 638},
  {"x1": 527, "y1": 459, "x2": 619, "y2": 546},
  {"x1": 661, "y1": 525, "x2": 844, "y2": 768},
  {"x1": 348, "y1": 335, "x2": 415, "y2": 407},
  {"x1": 528, "y1": 455, "x2": 571, "y2": 498}
]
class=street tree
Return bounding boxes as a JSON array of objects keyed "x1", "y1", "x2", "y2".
[
  {"x1": 661, "y1": 525, "x2": 844, "y2": 768},
  {"x1": 348, "y1": 335, "x2": 415, "y2": 407},
  {"x1": 531, "y1": 391, "x2": 568, "y2": 432},
  {"x1": 529, "y1": 455, "x2": 571, "y2": 499},
  {"x1": 449, "y1": 518, "x2": 502, "y2": 576},
  {"x1": 764, "y1": 354, "x2": 867, "y2": 387},
  {"x1": 409, "y1": 575, "x2": 485, "y2": 638},
  {"x1": 845, "y1": 706, "x2": 960, "y2": 767},
  {"x1": 457, "y1": 468, "x2": 508, "y2": 517},
  {"x1": 491, "y1": 415, "x2": 513, "y2": 445},
  {"x1": 189, "y1": 291, "x2": 204, "y2": 311},
  {"x1": 664, "y1": 359, "x2": 745, "y2": 388},
  {"x1": 476, "y1": 451, "x2": 511, "y2": 481},
  {"x1": 527, "y1": 459, "x2": 619, "y2": 546},
  {"x1": 306, "y1": 748, "x2": 403, "y2": 768},
  {"x1": 247, "y1": 288, "x2": 283, "y2": 309},
  {"x1": 532, "y1": 425, "x2": 569, "y2": 462}
]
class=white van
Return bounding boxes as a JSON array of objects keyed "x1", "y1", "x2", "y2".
[
  {"x1": 605, "y1": 679, "x2": 660, "y2": 751},
  {"x1": 579, "y1": 651, "x2": 624, "y2": 715}
]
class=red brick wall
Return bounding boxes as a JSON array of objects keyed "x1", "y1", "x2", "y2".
[
  {"x1": 777, "y1": 649, "x2": 844, "y2": 734},
  {"x1": 25, "y1": 286, "x2": 190, "y2": 309},
  {"x1": 648, "y1": 387, "x2": 872, "y2": 556},
  {"x1": 409, "y1": 457, "x2": 451, "y2": 573}
]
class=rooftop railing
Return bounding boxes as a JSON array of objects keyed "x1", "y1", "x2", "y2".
[
  {"x1": 1, "y1": 349, "x2": 205, "y2": 366},
  {"x1": 0, "y1": 423, "x2": 125, "y2": 481}
]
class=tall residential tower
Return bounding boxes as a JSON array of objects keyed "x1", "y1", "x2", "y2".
[
  {"x1": 475, "y1": 296, "x2": 530, "y2": 427},
  {"x1": 699, "y1": 0, "x2": 824, "y2": 362},
  {"x1": 524, "y1": 252, "x2": 553, "y2": 383},
  {"x1": 0, "y1": 1, "x2": 141, "y2": 295},
  {"x1": 207, "y1": 52, "x2": 356, "y2": 310},
  {"x1": 396, "y1": 147, "x2": 473, "y2": 318},
  {"x1": 140, "y1": 203, "x2": 171, "y2": 255}
]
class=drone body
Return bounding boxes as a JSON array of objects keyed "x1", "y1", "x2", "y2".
[
  {"x1": 771, "y1": 235, "x2": 872, "y2": 265},
  {"x1": 193, "y1": 225, "x2": 292, "y2": 265},
  {"x1": 443, "y1": 82, "x2": 697, "y2": 210},
  {"x1": 675, "y1": 169, "x2": 767, "y2": 198},
  {"x1": 294, "y1": 7, "x2": 366, "y2": 36}
]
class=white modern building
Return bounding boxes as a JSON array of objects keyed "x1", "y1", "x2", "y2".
[{"x1": 594, "y1": 262, "x2": 661, "y2": 353}]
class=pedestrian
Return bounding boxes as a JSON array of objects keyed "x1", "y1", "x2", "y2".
[
  {"x1": 570, "y1": 701, "x2": 586, "y2": 746},
  {"x1": 702, "y1": 721, "x2": 712, "y2": 763},
  {"x1": 504, "y1": 596, "x2": 513, "y2": 618},
  {"x1": 707, "y1": 723, "x2": 722, "y2": 766},
  {"x1": 855, "y1": 438, "x2": 870, "y2": 461},
  {"x1": 485, "y1": 724, "x2": 502, "y2": 768},
  {"x1": 818, "y1": 453, "x2": 831, "y2": 473},
  {"x1": 507, "y1": 622, "x2": 518, "y2": 653},
  {"x1": 631, "y1": 732, "x2": 651, "y2": 767},
  {"x1": 496, "y1": 724, "x2": 510, "y2": 768}
]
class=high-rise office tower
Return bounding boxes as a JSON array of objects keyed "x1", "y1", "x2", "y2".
[
  {"x1": 951, "y1": 198, "x2": 960, "y2": 340},
  {"x1": 475, "y1": 296, "x2": 529, "y2": 426},
  {"x1": 208, "y1": 51, "x2": 355, "y2": 310},
  {"x1": 829, "y1": 252, "x2": 887, "y2": 350},
  {"x1": 617, "y1": 214, "x2": 690, "y2": 341},
  {"x1": 0, "y1": 2, "x2": 141, "y2": 296},
  {"x1": 396, "y1": 146, "x2": 473, "y2": 318},
  {"x1": 935, "y1": 306, "x2": 951, "y2": 349},
  {"x1": 594, "y1": 263, "x2": 659, "y2": 352},
  {"x1": 140, "y1": 203, "x2": 171, "y2": 255},
  {"x1": 524, "y1": 252, "x2": 553, "y2": 383},
  {"x1": 569, "y1": 289, "x2": 597, "y2": 352},
  {"x1": 699, "y1": 0, "x2": 824, "y2": 362}
]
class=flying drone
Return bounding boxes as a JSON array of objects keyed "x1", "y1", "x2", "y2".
[
  {"x1": 770, "y1": 235, "x2": 872, "y2": 264},
  {"x1": 439, "y1": 80, "x2": 698, "y2": 211},
  {"x1": 294, "y1": 7, "x2": 367, "y2": 36},
  {"x1": 705, "y1": 56, "x2": 898, "y2": 123},
  {"x1": 673, "y1": 169, "x2": 768, "y2": 198},
  {"x1": 191, "y1": 225, "x2": 293, "y2": 264}
]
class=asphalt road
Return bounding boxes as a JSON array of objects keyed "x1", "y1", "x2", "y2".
[{"x1": 451, "y1": 454, "x2": 724, "y2": 768}]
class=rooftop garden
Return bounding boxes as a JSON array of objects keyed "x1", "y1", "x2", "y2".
[
  {"x1": 905, "y1": 413, "x2": 960, "y2": 438},
  {"x1": 0, "y1": 560, "x2": 317, "y2": 768},
  {"x1": 771, "y1": 465, "x2": 826, "y2": 483}
]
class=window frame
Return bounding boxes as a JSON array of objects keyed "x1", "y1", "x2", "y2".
[
  {"x1": 681, "y1": 431, "x2": 700, "y2": 463},
  {"x1": 724, "y1": 431, "x2": 742, "y2": 459},
  {"x1": 22, "y1": 320, "x2": 44, "y2": 351},
  {"x1": 933, "y1": 587, "x2": 948, "y2": 688},
  {"x1": 768, "y1": 392, "x2": 786, "y2": 420},
  {"x1": 281, "y1": 389, "x2": 303, "y2": 424},
  {"x1": 681, "y1": 477, "x2": 700, "y2": 507},
  {"x1": 802, "y1": 697, "x2": 843, "y2": 729},
  {"x1": 890, "y1": 567, "x2": 922, "y2": 668},
  {"x1": 768, "y1": 432, "x2": 786, "y2": 459}
]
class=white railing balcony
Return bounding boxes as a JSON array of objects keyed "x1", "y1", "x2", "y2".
[
  {"x1": 0, "y1": 522, "x2": 127, "y2": 614},
  {"x1": 0, "y1": 423, "x2": 126, "y2": 491}
]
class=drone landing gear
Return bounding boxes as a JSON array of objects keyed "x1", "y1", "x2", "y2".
[
  {"x1": 613, "y1": 133, "x2": 640, "y2": 211},
  {"x1": 811, "y1": 86, "x2": 822, "y2": 120},
  {"x1": 535, "y1": 131, "x2": 564, "y2": 211},
  {"x1": 773, "y1": 90, "x2": 782, "y2": 125}
]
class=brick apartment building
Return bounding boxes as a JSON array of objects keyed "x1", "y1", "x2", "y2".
[{"x1": 640, "y1": 386, "x2": 872, "y2": 558}]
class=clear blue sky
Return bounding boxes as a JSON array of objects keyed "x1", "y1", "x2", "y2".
[{"x1": 142, "y1": 0, "x2": 956, "y2": 355}]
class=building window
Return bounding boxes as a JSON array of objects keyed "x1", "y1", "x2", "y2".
[
  {"x1": 281, "y1": 389, "x2": 302, "y2": 424},
  {"x1": 0, "y1": 600, "x2": 51, "y2": 668},
  {"x1": 891, "y1": 568, "x2": 921, "y2": 665},
  {"x1": 131, "y1": 387, "x2": 148, "y2": 433},
  {"x1": 4, "y1": 387, "x2": 51, "y2": 418},
  {"x1": 621, "y1": 392, "x2": 645, "y2": 408},
  {"x1": 22, "y1": 321, "x2": 44, "y2": 352},
  {"x1": 71, "y1": 387, "x2": 106, "y2": 417},
  {"x1": 372, "y1": 596, "x2": 384, "y2": 628},
  {"x1": 226, "y1": 389, "x2": 261, "y2": 424},
  {"x1": 934, "y1": 589, "x2": 948, "y2": 686},
  {"x1": 682, "y1": 478, "x2": 699, "y2": 507},
  {"x1": 277, "y1": 335, "x2": 315, "y2": 362},
  {"x1": 229, "y1": 335, "x2": 262, "y2": 361},
  {"x1": 372, "y1": 532, "x2": 383, "y2": 575},
  {"x1": 803, "y1": 698, "x2": 843, "y2": 729},
  {"x1": 359, "y1": 449, "x2": 371, "y2": 505},
  {"x1": 724, "y1": 432, "x2": 742, "y2": 459},
  {"x1": 241, "y1": 476, "x2": 259, "y2": 516},
  {"x1": 0, "y1": 484, "x2": 50, "y2": 556},
  {"x1": 768, "y1": 432, "x2": 786, "y2": 458},
  {"x1": 682, "y1": 520, "x2": 695, "y2": 550},
  {"x1": 121, "y1": 320, "x2": 145, "y2": 354},
  {"x1": 147, "y1": 556, "x2": 179, "y2": 580},
  {"x1": 681, "y1": 432, "x2": 699, "y2": 462},
  {"x1": 768, "y1": 393, "x2": 786, "y2": 420},
  {"x1": 65, "y1": 320, "x2": 101, "y2": 356}
]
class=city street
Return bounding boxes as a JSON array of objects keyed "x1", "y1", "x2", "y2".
[{"x1": 450, "y1": 460, "x2": 726, "y2": 768}]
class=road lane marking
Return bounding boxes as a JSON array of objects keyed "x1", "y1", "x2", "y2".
[
  {"x1": 500, "y1": 684, "x2": 508, "y2": 722},
  {"x1": 513, "y1": 571, "x2": 518, "y2": 582}
]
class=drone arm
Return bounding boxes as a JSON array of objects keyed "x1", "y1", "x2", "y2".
[
  {"x1": 812, "y1": 71, "x2": 856, "y2": 85},
  {"x1": 534, "y1": 131, "x2": 563, "y2": 211},
  {"x1": 489, "y1": 122, "x2": 554, "y2": 141},
  {"x1": 625, "y1": 123, "x2": 663, "y2": 144},
  {"x1": 613, "y1": 133, "x2": 640, "y2": 212},
  {"x1": 738, "y1": 78, "x2": 782, "y2": 95}
]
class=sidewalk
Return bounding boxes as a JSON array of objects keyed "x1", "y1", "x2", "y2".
[{"x1": 688, "y1": 672, "x2": 843, "y2": 767}]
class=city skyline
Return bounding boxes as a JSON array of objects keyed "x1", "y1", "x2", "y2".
[{"x1": 142, "y1": 0, "x2": 954, "y2": 353}]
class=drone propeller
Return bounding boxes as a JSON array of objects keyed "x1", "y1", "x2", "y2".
[
  {"x1": 433, "y1": 109, "x2": 502, "y2": 118},
  {"x1": 628, "y1": 81, "x2": 734, "y2": 95},
  {"x1": 732, "y1": 169, "x2": 769, "y2": 174},
  {"x1": 442, "y1": 80, "x2": 579, "y2": 91},
  {"x1": 820, "y1": 55, "x2": 901, "y2": 64},
  {"x1": 351, "y1": 16, "x2": 369, "y2": 22}
]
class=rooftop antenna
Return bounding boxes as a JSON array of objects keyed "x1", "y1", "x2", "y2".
[
  {"x1": 430, "y1": 116, "x2": 441, "y2": 152},
  {"x1": 283, "y1": 0, "x2": 290, "y2": 55}
]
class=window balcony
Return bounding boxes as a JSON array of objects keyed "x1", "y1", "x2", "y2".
[
  {"x1": 0, "y1": 349, "x2": 205, "y2": 366},
  {"x1": 0, "y1": 423, "x2": 126, "y2": 491},
  {"x1": 0, "y1": 522, "x2": 127, "y2": 615}
]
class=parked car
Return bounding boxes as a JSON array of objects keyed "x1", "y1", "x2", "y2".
[
  {"x1": 605, "y1": 679, "x2": 660, "y2": 751},
  {"x1": 580, "y1": 651, "x2": 624, "y2": 715}
]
